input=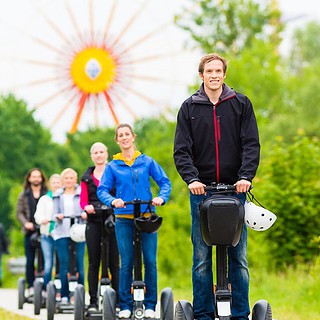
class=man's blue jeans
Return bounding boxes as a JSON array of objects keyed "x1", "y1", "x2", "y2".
[
  {"x1": 41, "y1": 235, "x2": 54, "y2": 289},
  {"x1": 190, "y1": 192, "x2": 250, "y2": 320},
  {"x1": 54, "y1": 237, "x2": 85, "y2": 299},
  {"x1": 115, "y1": 218, "x2": 158, "y2": 311}
]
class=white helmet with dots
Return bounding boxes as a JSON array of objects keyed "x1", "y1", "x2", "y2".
[
  {"x1": 69, "y1": 223, "x2": 86, "y2": 242},
  {"x1": 244, "y1": 201, "x2": 277, "y2": 231}
]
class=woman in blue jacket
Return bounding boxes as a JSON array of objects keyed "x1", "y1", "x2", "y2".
[{"x1": 97, "y1": 123, "x2": 171, "y2": 319}]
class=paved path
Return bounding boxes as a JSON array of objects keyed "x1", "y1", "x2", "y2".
[{"x1": 0, "y1": 288, "x2": 79, "y2": 320}]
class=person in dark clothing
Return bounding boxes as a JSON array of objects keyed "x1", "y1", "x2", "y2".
[
  {"x1": 173, "y1": 53, "x2": 260, "y2": 320},
  {"x1": 0, "y1": 223, "x2": 9, "y2": 286},
  {"x1": 16, "y1": 168, "x2": 48, "y2": 296},
  {"x1": 80, "y1": 142, "x2": 119, "y2": 311}
]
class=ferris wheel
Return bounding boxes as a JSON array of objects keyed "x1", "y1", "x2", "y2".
[{"x1": 0, "y1": 0, "x2": 197, "y2": 142}]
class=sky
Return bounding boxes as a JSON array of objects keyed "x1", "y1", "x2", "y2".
[{"x1": 0, "y1": 0, "x2": 319, "y2": 143}]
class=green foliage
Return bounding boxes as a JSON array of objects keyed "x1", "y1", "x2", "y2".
[
  {"x1": 175, "y1": 0, "x2": 282, "y2": 55},
  {"x1": 289, "y1": 21, "x2": 320, "y2": 72},
  {"x1": 0, "y1": 94, "x2": 67, "y2": 181},
  {"x1": 253, "y1": 133, "x2": 320, "y2": 267}
]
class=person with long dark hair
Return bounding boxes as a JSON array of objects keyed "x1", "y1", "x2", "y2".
[{"x1": 16, "y1": 168, "x2": 48, "y2": 296}]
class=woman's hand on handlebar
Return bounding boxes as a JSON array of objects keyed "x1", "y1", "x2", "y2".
[
  {"x1": 81, "y1": 212, "x2": 88, "y2": 220},
  {"x1": 152, "y1": 197, "x2": 164, "y2": 206},
  {"x1": 112, "y1": 198, "x2": 125, "y2": 208},
  {"x1": 188, "y1": 181, "x2": 206, "y2": 195},
  {"x1": 56, "y1": 213, "x2": 64, "y2": 221},
  {"x1": 84, "y1": 204, "x2": 95, "y2": 214},
  {"x1": 234, "y1": 179, "x2": 251, "y2": 193}
]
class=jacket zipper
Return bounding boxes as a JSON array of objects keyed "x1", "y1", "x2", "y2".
[{"x1": 213, "y1": 105, "x2": 220, "y2": 183}]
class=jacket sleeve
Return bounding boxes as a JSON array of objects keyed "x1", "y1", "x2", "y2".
[
  {"x1": 149, "y1": 159, "x2": 171, "y2": 203},
  {"x1": 97, "y1": 165, "x2": 116, "y2": 207},
  {"x1": 34, "y1": 195, "x2": 47, "y2": 225},
  {"x1": 238, "y1": 96, "x2": 260, "y2": 181},
  {"x1": 173, "y1": 101, "x2": 200, "y2": 185},
  {"x1": 79, "y1": 181, "x2": 89, "y2": 210},
  {"x1": 16, "y1": 192, "x2": 28, "y2": 226}
]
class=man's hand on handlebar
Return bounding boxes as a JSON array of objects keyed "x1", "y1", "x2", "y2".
[
  {"x1": 234, "y1": 179, "x2": 251, "y2": 193},
  {"x1": 188, "y1": 181, "x2": 206, "y2": 195}
]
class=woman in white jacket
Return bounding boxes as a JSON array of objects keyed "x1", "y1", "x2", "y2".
[{"x1": 34, "y1": 173, "x2": 62, "y2": 294}]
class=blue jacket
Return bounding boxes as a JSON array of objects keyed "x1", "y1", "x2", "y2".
[{"x1": 97, "y1": 153, "x2": 171, "y2": 216}]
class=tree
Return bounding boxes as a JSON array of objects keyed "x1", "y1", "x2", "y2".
[
  {"x1": 254, "y1": 132, "x2": 320, "y2": 267},
  {"x1": 175, "y1": 0, "x2": 282, "y2": 56},
  {"x1": 0, "y1": 94, "x2": 69, "y2": 180}
]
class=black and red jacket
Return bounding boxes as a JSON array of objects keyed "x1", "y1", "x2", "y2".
[{"x1": 173, "y1": 83, "x2": 260, "y2": 186}]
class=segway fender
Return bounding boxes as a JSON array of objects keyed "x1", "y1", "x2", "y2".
[
  {"x1": 175, "y1": 300, "x2": 194, "y2": 320},
  {"x1": 252, "y1": 299, "x2": 272, "y2": 320}
]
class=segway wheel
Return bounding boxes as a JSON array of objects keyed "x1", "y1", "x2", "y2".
[
  {"x1": 175, "y1": 300, "x2": 194, "y2": 320},
  {"x1": 46, "y1": 281, "x2": 56, "y2": 320},
  {"x1": 34, "y1": 278, "x2": 43, "y2": 315},
  {"x1": 160, "y1": 287, "x2": 174, "y2": 320},
  {"x1": 102, "y1": 287, "x2": 117, "y2": 320},
  {"x1": 74, "y1": 284, "x2": 85, "y2": 320},
  {"x1": 252, "y1": 300, "x2": 272, "y2": 320},
  {"x1": 18, "y1": 277, "x2": 25, "y2": 309}
]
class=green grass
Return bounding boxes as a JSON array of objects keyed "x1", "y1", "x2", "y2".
[{"x1": 0, "y1": 308, "x2": 33, "y2": 319}]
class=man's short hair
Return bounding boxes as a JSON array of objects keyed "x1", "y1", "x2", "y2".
[{"x1": 198, "y1": 53, "x2": 228, "y2": 74}]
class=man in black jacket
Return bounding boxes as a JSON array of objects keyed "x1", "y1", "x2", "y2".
[{"x1": 173, "y1": 53, "x2": 260, "y2": 320}]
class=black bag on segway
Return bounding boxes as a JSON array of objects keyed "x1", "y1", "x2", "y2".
[{"x1": 200, "y1": 195, "x2": 244, "y2": 247}]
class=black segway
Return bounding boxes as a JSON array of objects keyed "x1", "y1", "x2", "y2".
[
  {"x1": 175, "y1": 183, "x2": 272, "y2": 320},
  {"x1": 102, "y1": 199, "x2": 174, "y2": 320},
  {"x1": 18, "y1": 226, "x2": 44, "y2": 309},
  {"x1": 34, "y1": 249, "x2": 60, "y2": 315},
  {"x1": 74, "y1": 204, "x2": 117, "y2": 320},
  {"x1": 46, "y1": 216, "x2": 85, "y2": 320}
]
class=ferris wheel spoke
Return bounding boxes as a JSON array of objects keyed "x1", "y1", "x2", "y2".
[
  {"x1": 109, "y1": 91, "x2": 139, "y2": 120},
  {"x1": 89, "y1": 0, "x2": 95, "y2": 44},
  {"x1": 33, "y1": 86, "x2": 71, "y2": 110},
  {"x1": 102, "y1": 0, "x2": 117, "y2": 43},
  {"x1": 65, "y1": 1, "x2": 86, "y2": 45},
  {"x1": 70, "y1": 93, "x2": 89, "y2": 135},
  {"x1": 110, "y1": 0, "x2": 149, "y2": 48},
  {"x1": 117, "y1": 22, "x2": 170, "y2": 56},
  {"x1": 49, "y1": 91, "x2": 79, "y2": 128},
  {"x1": 102, "y1": 91, "x2": 119, "y2": 125}
]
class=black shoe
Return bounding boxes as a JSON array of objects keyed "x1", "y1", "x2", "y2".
[{"x1": 88, "y1": 303, "x2": 99, "y2": 312}]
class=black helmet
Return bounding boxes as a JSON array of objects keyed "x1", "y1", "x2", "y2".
[
  {"x1": 134, "y1": 213, "x2": 162, "y2": 233},
  {"x1": 30, "y1": 231, "x2": 41, "y2": 248},
  {"x1": 104, "y1": 214, "x2": 115, "y2": 234}
]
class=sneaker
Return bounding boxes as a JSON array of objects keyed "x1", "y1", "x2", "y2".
[
  {"x1": 118, "y1": 309, "x2": 132, "y2": 318},
  {"x1": 28, "y1": 287, "x2": 34, "y2": 297},
  {"x1": 42, "y1": 290, "x2": 47, "y2": 299},
  {"x1": 60, "y1": 297, "x2": 69, "y2": 305},
  {"x1": 144, "y1": 309, "x2": 155, "y2": 318},
  {"x1": 88, "y1": 303, "x2": 99, "y2": 311}
]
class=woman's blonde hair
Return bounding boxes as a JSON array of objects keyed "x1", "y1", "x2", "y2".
[
  {"x1": 49, "y1": 173, "x2": 61, "y2": 183},
  {"x1": 60, "y1": 168, "x2": 78, "y2": 180},
  {"x1": 90, "y1": 142, "x2": 108, "y2": 154}
]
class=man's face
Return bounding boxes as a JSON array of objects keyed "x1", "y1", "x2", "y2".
[
  {"x1": 199, "y1": 59, "x2": 225, "y2": 93},
  {"x1": 28, "y1": 170, "x2": 43, "y2": 187}
]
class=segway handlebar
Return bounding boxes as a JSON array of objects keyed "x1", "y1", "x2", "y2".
[
  {"x1": 204, "y1": 183, "x2": 236, "y2": 192},
  {"x1": 124, "y1": 200, "x2": 153, "y2": 206}
]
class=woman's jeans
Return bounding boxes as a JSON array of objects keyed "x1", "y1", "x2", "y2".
[
  {"x1": 115, "y1": 218, "x2": 158, "y2": 311},
  {"x1": 41, "y1": 235, "x2": 54, "y2": 289},
  {"x1": 190, "y1": 192, "x2": 250, "y2": 320},
  {"x1": 55, "y1": 237, "x2": 85, "y2": 299}
]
